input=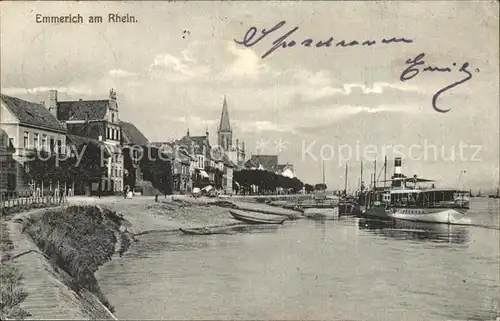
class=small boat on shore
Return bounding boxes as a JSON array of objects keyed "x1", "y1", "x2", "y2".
[
  {"x1": 229, "y1": 209, "x2": 287, "y2": 224},
  {"x1": 180, "y1": 227, "x2": 216, "y2": 235}
]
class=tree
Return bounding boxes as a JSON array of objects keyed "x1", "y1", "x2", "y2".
[
  {"x1": 139, "y1": 146, "x2": 173, "y2": 195},
  {"x1": 314, "y1": 183, "x2": 327, "y2": 191},
  {"x1": 233, "y1": 169, "x2": 304, "y2": 195},
  {"x1": 304, "y1": 184, "x2": 314, "y2": 193},
  {"x1": 24, "y1": 141, "x2": 109, "y2": 196}
]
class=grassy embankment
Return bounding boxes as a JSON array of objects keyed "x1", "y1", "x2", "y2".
[
  {"x1": 0, "y1": 222, "x2": 30, "y2": 320},
  {"x1": 23, "y1": 205, "x2": 133, "y2": 313}
]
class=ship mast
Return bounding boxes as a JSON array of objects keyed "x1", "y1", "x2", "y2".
[
  {"x1": 384, "y1": 156, "x2": 387, "y2": 189},
  {"x1": 360, "y1": 159, "x2": 364, "y2": 191},
  {"x1": 374, "y1": 160, "x2": 377, "y2": 189},
  {"x1": 322, "y1": 160, "x2": 325, "y2": 191},
  {"x1": 344, "y1": 163, "x2": 348, "y2": 195}
]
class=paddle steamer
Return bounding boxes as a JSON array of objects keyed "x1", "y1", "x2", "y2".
[{"x1": 363, "y1": 157, "x2": 471, "y2": 225}]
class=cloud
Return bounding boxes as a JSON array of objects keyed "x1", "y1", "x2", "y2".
[
  {"x1": 149, "y1": 52, "x2": 209, "y2": 82},
  {"x1": 108, "y1": 69, "x2": 138, "y2": 78},
  {"x1": 1, "y1": 85, "x2": 93, "y2": 96},
  {"x1": 289, "y1": 67, "x2": 419, "y2": 102},
  {"x1": 232, "y1": 119, "x2": 297, "y2": 134},
  {"x1": 222, "y1": 42, "x2": 270, "y2": 80}
]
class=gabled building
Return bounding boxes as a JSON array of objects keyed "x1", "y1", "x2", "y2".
[
  {"x1": 247, "y1": 155, "x2": 279, "y2": 171},
  {"x1": 1, "y1": 94, "x2": 67, "y2": 195},
  {"x1": 52, "y1": 89, "x2": 124, "y2": 193},
  {"x1": 176, "y1": 128, "x2": 211, "y2": 180}
]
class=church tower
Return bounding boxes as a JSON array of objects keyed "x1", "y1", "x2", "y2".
[{"x1": 217, "y1": 95, "x2": 232, "y2": 151}]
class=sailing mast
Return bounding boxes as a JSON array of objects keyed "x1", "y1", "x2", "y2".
[
  {"x1": 322, "y1": 160, "x2": 325, "y2": 191},
  {"x1": 360, "y1": 159, "x2": 364, "y2": 191},
  {"x1": 344, "y1": 163, "x2": 348, "y2": 195},
  {"x1": 384, "y1": 156, "x2": 387, "y2": 189},
  {"x1": 374, "y1": 160, "x2": 377, "y2": 189}
]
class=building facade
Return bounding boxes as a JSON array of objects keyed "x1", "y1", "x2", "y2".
[
  {"x1": 0, "y1": 94, "x2": 67, "y2": 195},
  {"x1": 54, "y1": 89, "x2": 124, "y2": 193},
  {"x1": 150, "y1": 141, "x2": 193, "y2": 194}
]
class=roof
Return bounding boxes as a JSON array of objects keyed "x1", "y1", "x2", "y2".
[
  {"x1": 66, "y1": 134, "x2": 102, "y2": 146},
  {"x1": 218, "y1": 95, "x2": 231, "y2": 133},
  {"x1": 1, "y1": 94, "x2": 67, "y2": 133},
  {"x1": 250, "y1": 155, "x2": 278, "y2": 170},
  {"x1": 177, "y1": 135, "x2": 209, "y2": 155},
  {"x1": 57, "y1": 100, "x2": 109, "y2": 121},
  {"x1": 122, "y1": 121, "x2": 149, "y2": 145},
  {"x1": 218, "y1": 153, "x2": 231, "y2": 167}
]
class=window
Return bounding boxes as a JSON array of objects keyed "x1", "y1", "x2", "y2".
[
  {"x1": 41, "y1": 135, "x2": 47, "y2": 151},
  {"x1": 8, "y1": 138, "x2": 14, "y2": 148},
  {"x1": 34, "y1": 133, "x2": 39, "y2": 149},
  {"x1": 107, "y1": 128, "x2": 111, "y2": 139},
  {"x1": 23, "y1": 132, "x2": 29, "y2": 148},
  {"x1": 50, "y1": 138, "x2": 55, "y2": 153},
  {"x1": 57, "y1": 140, "x2": 62, "y2": 154},
  {"x1": 112, "y1": 113, "x2": 115, "y2": 123}
]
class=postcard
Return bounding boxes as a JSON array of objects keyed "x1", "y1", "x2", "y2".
[{"x1": 0, "y1": 1, "x2": 499, "y2": 320}]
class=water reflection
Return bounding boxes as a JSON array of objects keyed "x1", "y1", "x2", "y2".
[{"x1": 358, "y1": 218, "x2": 469, "y2": 244}]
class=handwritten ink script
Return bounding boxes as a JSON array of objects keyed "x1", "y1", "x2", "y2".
[
  {"x1": 400, "y1": 53, "x2": 479, "y2": 113},
  {"x1": 234, "y1": 21, "x2": 413, "y2": 59},
  {"x1": 234, "y1": 21, "x2": 478, "y2": 113}
]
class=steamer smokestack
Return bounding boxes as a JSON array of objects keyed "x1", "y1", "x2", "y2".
[
  {"x1": 392, "y1": 157, "x2": 403, "y2": 188},
  {"x1": 394, "y1": 157, "x2": 402, "y2": 175}
]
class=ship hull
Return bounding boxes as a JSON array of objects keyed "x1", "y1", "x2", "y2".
[
  {"x1": 363, "y1": 206, "x2": 391, "y2": 220},
  {"x1": 303, "y1": 207, "x2": 339, "y2": 219},
  {"x1": 389, "y1": 207, "x2": 471, "y2": 225}
]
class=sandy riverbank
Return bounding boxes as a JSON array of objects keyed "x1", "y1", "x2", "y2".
[
  {"x1": 0, "y1": 195, "x2": 299, "y2": 319},
  {"x1": 66, "y1": 194, "x2": 299, "y2": 234}
]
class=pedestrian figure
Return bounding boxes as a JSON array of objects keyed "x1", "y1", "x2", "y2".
[
  {"x1": 155, "y1": 194, "x2": 158, "y2": 202},
  {"x1": 58, "y1": 186, "x2": 65, "y2": 204}
]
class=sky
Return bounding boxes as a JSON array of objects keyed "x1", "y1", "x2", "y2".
[{"x1": 1, "y1": 1, "x2": 499, "y2": 192}]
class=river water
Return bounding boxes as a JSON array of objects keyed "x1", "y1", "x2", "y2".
[{"x1": 98, "y1": 198, "x2": 499, "y2": 320}]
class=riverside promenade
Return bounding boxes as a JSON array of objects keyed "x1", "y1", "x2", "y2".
[{"x1": 1, "y1": 194, "x2": 305, "y2": 320}]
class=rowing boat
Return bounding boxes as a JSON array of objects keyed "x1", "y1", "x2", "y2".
[
  {"x1": 229, "y1": 209, "x2": 287, "y2": 224},
  {"x1": 179, "y1": 223, "x2": 281, "y2": 235}
]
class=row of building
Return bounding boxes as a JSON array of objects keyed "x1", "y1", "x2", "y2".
[{"x1": 0, "y1": 89, "x2": 295, "y2": 196}]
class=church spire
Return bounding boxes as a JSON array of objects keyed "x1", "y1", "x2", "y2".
[{"x1": 218, "y1": 95, "x2": 231, "y2": 133}]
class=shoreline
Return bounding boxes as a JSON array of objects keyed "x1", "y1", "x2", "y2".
[
  {"x1": 0, "y1": 194, "x2": 303, "y2": 319},
  {"x1": 1, "y1": 205, "x2": 126, "y2": 320}
]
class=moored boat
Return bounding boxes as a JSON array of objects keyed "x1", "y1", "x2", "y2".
[
  {"x1": 229, "y1": 209, "x2": 288, "y2": 224},
  {"x1": 299, "y1": 192, "x2": 340, "y2": 219},
  {"x1": 362, "y1": 157, "x2": 471, "y2": 225}
]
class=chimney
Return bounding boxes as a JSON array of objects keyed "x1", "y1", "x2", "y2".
[
  {"x1": 47, "y1": 90, "x2": 58, "y2": 119},
  {"x1": 392, "y1": 157, "x2": 403, "y2": 188},
  {"x1": 394, "y1": 157, "x2": 402, "y2": 175},
  {"x1": 236, "y1": 138, "x2": 239, "y2": 149},
  {"x1": 242, "y1": 141, "x2": 245, "y2": 152},
  {"x1": 187, "y1": 128, "x2": 190, "y2": 137}
]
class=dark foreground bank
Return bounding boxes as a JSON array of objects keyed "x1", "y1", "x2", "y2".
[{"x1": 21, "y1": 205, "x2": 133, "y2": 315}]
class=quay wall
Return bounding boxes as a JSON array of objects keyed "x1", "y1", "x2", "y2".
[{"x1": 3, "y1": 206, "x2": 131, "y2": 320}]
